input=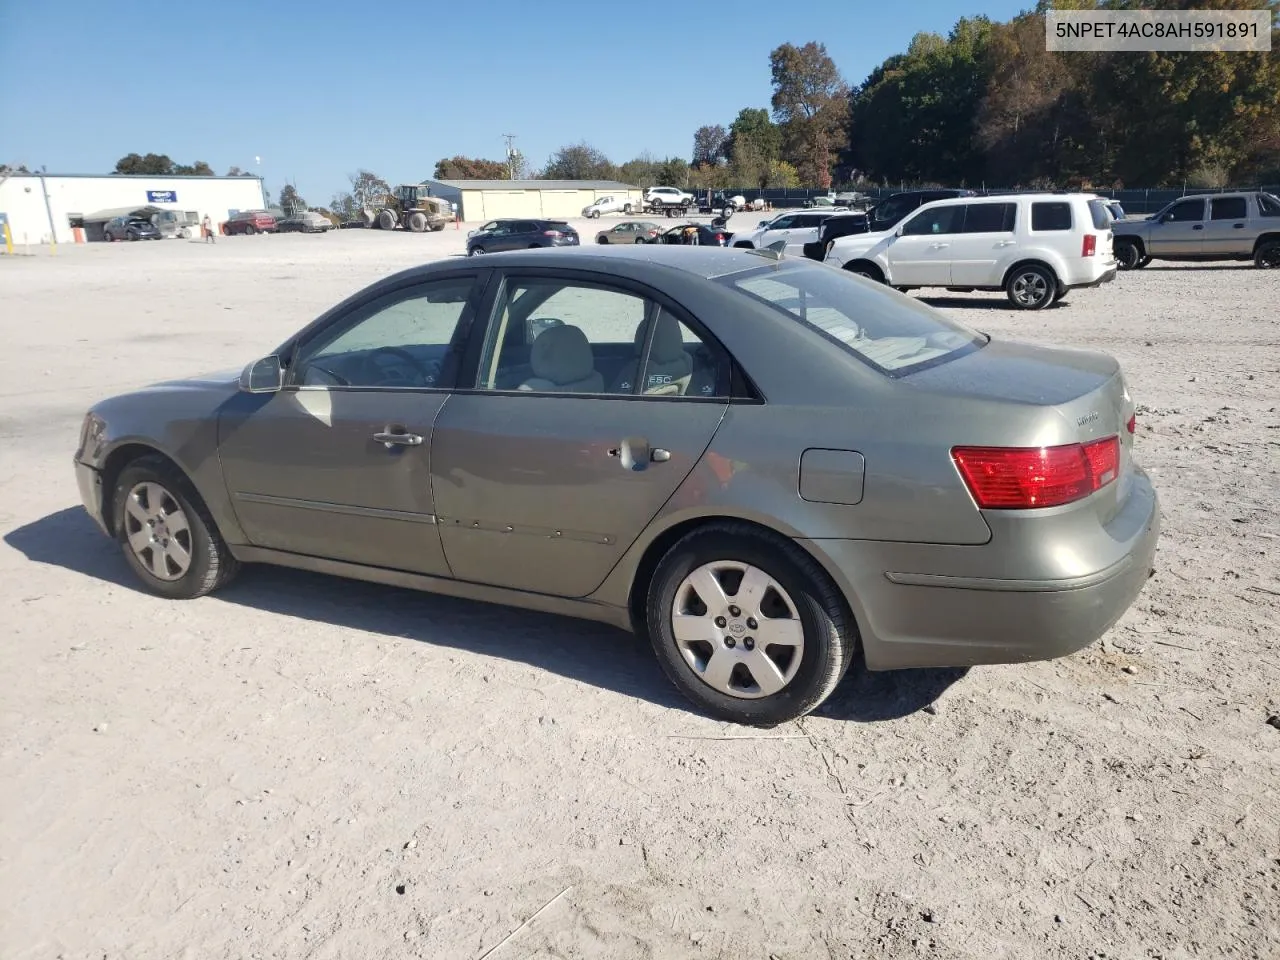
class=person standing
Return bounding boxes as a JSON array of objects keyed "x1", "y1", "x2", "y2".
[{"x1": 201, "y1": 214, "x2": 215, "y2": 243}]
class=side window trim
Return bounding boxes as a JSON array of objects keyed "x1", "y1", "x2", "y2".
[
  {"x1": 451, "y1": 267, "x2": 742, "y2": 402},
  {"x1": 284, "y1": 272, "x2": 487, "y2": 391}
]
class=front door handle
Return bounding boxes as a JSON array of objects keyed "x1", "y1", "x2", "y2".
[
  {"x1": 928, "y1": 242, "x2": 950, "y2": 249},
  {"x1": 1233, "y1": 223, "x2": 1245, "y2": 228},
  {"x1": 996, "y1": 239, "x2": 1016, "y2": 247},
  {"x1": 373, "y1": 430, "x2": 423, "y2": 448},
  {"x1": 1192, "y1": 224, "x2": 1203, "y2": 230}
]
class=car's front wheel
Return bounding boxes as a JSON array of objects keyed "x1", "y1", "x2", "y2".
[
  {"x1": 1005, "y1": 264, "x2": 1057, "y2": 310},
  {"x1": 469, "y1": 246, "x2": 484, "y2": 256},
  {"x1": 646, "y1": 523, "x2": 856, "y2": 725},
  {"x1": 623, "y1": 204, "x2": 633, "y2": 214},
  {"x1": 1114, "y1": 240, "x2": 1142, "y2": 270},
  {"x1": 112, "y1": 455, "x2": 239, "y2": 599}
]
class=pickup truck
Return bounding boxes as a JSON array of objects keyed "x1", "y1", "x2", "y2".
[{"x1": 1111, "y1": 190, "x2": 1280, "y2": 269}]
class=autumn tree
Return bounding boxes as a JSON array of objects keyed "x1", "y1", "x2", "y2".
[
  {"x1": 541, "y1": 142, "x2": 616, "y2": 180},
  {"x1": 348, "y1": 169, "x2": 390, "y2": 212},
  {"x1": 278, "y1": 183, "x2": 307, "y2": 215},
  {"x1": 692, "y1": 125, "x2": 729, "y2": 167},
  {"x1": 433, "y1": 156, "x2": 510, "y2": 180},
  {"x1": 769, "y1": 42, "x2": 850, "y2": 188}
]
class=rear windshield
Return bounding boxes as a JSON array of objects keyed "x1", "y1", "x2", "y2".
[
  {"x1": 720, "y1": 261, "x2": 986, "y2": 376},
  {"x1": 1087, "y1": 199, "x2": 1111, "y2": 229}
]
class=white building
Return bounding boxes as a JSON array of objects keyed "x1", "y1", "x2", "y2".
[
  {"x1": 0, "y1": 172, "x2": 267, "y2": 244},
  {"x1": 420, "y1": 179, "x2": 645, "y2": 222}
]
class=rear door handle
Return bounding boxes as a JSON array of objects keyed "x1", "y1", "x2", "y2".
[
  {"x1": 607, "y1": 437, "x2": 668, "y2": 470},
  {"x1": 996, "y1": 240, "x2": 1016, "y2": 247},
  {"x1": 1233, "y1": 223, "x2": 1245, "y2": 228},
  {"x1": 928, "y1": 242, "x2": 949, "y2": 249},
  {"x1": 373, "y1": 430, "x2": 423, "y2": 448},
  {"x1": 1192, "y1": 224, "x2": 1203, "y2": 230}
]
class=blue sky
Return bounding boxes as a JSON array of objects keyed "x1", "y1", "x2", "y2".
[{"x1": 1, "y1": 0, "x2": 1030, "y2": 203}]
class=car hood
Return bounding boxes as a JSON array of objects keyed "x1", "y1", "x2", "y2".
[
  {"x1": 1110, "y1": 218, "x2": 1150, "y2": 237},
  {"x1": 147, "y1": 366, "x2": 243, "y2": 392}
]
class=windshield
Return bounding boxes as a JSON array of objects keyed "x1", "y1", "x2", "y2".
[{"x1": 720, "y1": 261, "x2": 986, "y2": 376}]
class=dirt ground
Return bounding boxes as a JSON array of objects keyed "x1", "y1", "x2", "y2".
[{"x1": 1, "y1": 219, "x2": 1277, "y2": 959}]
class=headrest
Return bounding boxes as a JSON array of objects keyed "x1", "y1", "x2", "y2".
[
  {"x1": 530, "y1": 323, "x2": 595, "y2": 385},
  {"x1": 633, "y1": 311, "x2": 688, "y2": 365}
]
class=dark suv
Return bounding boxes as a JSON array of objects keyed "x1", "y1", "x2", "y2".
[
  {"x1": 802, "y1": 189, "x2": 976, "y2": 260},
  {"x1": 466, "y1": 219, "x2": 580, "y2": 255}
]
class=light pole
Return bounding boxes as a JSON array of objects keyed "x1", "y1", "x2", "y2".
[{"x1": 503, "y1": 134, "x2": 518, "y2": 180}]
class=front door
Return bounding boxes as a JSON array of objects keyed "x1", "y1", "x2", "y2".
[
  {"x1": 888, "y1": 205, "x2": 962, "y2": 286},
  {"x1": 1202, "y1": 195, "x2": 1252, "y2": 256},
  {"x1": 217, "y1": 273, "x2": 484, "y2": 575},
  {"x1": 1148, "y1": 198, "x2": 1205, "y2": 256},
  {"x1": 948, "y1": 201, "x2": 1017, "y2": 286},
  {"x1": 430, "y1": 270, "x2": 731, "y2": 598}
]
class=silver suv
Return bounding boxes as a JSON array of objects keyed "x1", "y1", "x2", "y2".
[{"x1": 1111, "y1": 191, "x2": 1280, "y2": 269}]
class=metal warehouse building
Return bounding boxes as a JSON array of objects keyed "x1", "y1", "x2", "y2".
[
  {"x1": 0, "y1": 173, "x2": 267, "y2": 245},
  {"x1": 420, "y1": 179, "x2": 644, "y2": 222}
]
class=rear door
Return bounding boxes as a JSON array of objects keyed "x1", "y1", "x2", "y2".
[
  {"x1": 1203, "y1": 195, "x2": 1251, "y2": 256},
  {"x1": 887, "y1": 205, "x2": 962, "y2": 285},
  {"x1": 948, "y1": 201, "x2": 1017, "y2": 286},
  {"x1": 429, "y1": 268, "x2": 731, "y2": 598},
  {"x1": 1148, "y1": 198, "x2": 1205, "y2": 256}
]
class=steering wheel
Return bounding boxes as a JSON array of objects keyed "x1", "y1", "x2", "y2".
[{"x1": 360, "y1": 346, "x2": 440, "y2": 387}]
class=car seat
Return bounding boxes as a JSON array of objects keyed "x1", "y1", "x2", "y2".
[
  {"x1": 610, "y1": 312, "x2": 693, "y2": 395},
  {"x1": 517, "y1": 324, "x2": 604, "y2": 393}
]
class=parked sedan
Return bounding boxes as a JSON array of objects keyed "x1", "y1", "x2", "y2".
[
  {"x1": 276, "y1": 211, "x2": 334, "y2": 234},
  {"x1": 103, "y1": 216, "x2": 161, "y2": 241},
  {"x1": 595, "y1": 221, "x2": 662, "y2": 244},
  {"x1": 466, "y1": 219, "x2": 579, "y2": 255},
  {"x1": 72, "y1": 247, "x2": 1159, "y2": 725}
]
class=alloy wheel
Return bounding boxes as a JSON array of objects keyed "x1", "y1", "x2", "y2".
[
  {"x1": 123, "y1": 481, "x2": 193, "y2": 581},
  {"x1": 671, "y1": 561, "x2": 805, "y2": 699},
  {"x1": 1010, "y1": 270, "x2": 1049, "y2": 307}
]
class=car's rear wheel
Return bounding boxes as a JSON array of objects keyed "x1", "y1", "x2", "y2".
[
  {"x1": 244, "y1": 224, "x2": 256, "y2": 235},
  {"x1": 623, "y1": 203, "x2": 633, "y2": 214},
  {"x1": 1255, "y1": 240, "x2": 1280, "y2": 269},
  {"x1": 634, "y1": 237, "x2": 646, "y2": 244},
  {"x1": 112, "y1": 456, "x2": 239, "y2": 600},
  {"x1": 1136, "y1": 255, "x2": 1151, "y2": 268},
  {"x1": 1114, "y1": 240, "x2": 1142, "y2": 270},
  {"x1": 646, "y1": 524, "x2": 856, "y2": 725},
  {"x1": 1006, "y1": 264, "x2": 1057, "y2": 310},
  {"x1": 127, "y1": 230, "x2": 139, "y2": 241}
]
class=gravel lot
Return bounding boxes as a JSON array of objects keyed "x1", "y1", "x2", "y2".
[{"x1": 2, "y1": 218, "x2": 1278, "y2": 959}]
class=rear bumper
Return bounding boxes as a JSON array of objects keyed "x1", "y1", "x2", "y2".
[
  {"x1": 800, "y1": 469, "x2": 1161, "y2": 670},
  {"x1": 1067, "y1": 264, "x2": 1118, "y2": 290},
  {"x1": 75, "y1": 459, "x2": 111, "y2": 537}
]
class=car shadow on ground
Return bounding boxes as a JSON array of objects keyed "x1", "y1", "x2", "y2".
[
  {"x1": 6, "y1": 508, "x2": 966, "y2": 723},
  {"x1": 916, "y1": 295, "x2": 1069, "y2": 311}
]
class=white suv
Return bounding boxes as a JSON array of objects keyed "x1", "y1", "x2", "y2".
[
  {"x1": 644, "y1": 186, "x2": 694, "y2": 210},
  {"x1": 732, "y1": 211, "x2": 831, "y2": 253},
  {"x1": 824, "y1": 193, "x2": 1118, "y2": 309}
]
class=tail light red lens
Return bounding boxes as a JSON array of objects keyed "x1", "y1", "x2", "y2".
[
  {"x1": 1126, "y1": 413, "x2": 1136, "y2": 434},
  {"x1": 1082, "y1": 234, "x2": 1097, "y2": 256},
  {"x1": 952, "y1": 436, "x2": 1120, "y2": 509}
]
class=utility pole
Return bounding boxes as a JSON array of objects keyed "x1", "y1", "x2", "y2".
[{"x1": 502, "y1": 134, "x2": 518, "y2": 180}]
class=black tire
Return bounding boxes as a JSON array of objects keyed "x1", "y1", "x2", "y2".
[
  {"x1": 1115, "y1": 240, "x2": 1142, "y2": 270},
  {"x1": 1005, "y1": 264, "x2": 1057, "y2": 310},
  {"x1": 127, "y1": 230, "x2": 139, "y2": 241},
  {"x1": 1136, "y1": 255, "x2": 1151, "y2": 268},
  {"x1": 845, "y1": 263, "x2": 883, "y2": 283},
  {"x1": 645, "y1": 523, "x2": 857, "y2": 725},
  {"x1": 597, "y1": 235, "x2": 609, "y2": 244},
  {"x1": 408, "y1": 211, "x2": 427, "y2": 232},
  {"x1": 244, "y1": 224, "x2": 256, "y2": 235},
  {"x1": 111, "y1": 455, "x2": 239, "y2": 600},
  {"x1": 634, "y1": 237, "x2": 646, "y2": 244},
  {"x1": 469, "y1": 246, "x2": 485, "y2": 256},
  {"x1": 589, "y1": 210, "x2": 600, "y2": 219},
  {"x1": 623, "y1": 204, "x2": 633, "y2": 214},
  {"x1": 1255, "y1": 240, "x2": 1280, "y2": 269}
]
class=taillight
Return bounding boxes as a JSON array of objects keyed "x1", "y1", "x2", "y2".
[
  {"x1": 1082, "y1": 234, "x2": 1097, "y2": 257},
  {"x1": 715, "y1": 233, "x2": 725, "y2": 242},
  {"x1": 1126, "y1": 413, "x2": 1135, "y2": 434},
  {"x1": 951, "y1": 436, "x2": 1120, "y2": 509},
  {"x1": 543, "y1": 230, "x2": 561, "y2": 237}
]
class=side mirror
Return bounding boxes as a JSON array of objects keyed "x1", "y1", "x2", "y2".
[
  {"x1": 527, "y1": 316, "x2": 564, "y2": 341},
  {"x1": 894, "y1": 225, "x2": 905, "y2": 237},
  {"x1": 240, "y1": 355, "x2": 284, "y2": 393},
  {"x1": 1158, "y1": 213, "x2": 1172, "y2": 223}
]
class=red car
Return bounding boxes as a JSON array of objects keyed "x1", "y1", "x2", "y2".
[{"x1": 222, "y1": 210, "x2": 278, "y2": 236}]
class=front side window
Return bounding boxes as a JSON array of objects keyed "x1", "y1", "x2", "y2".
[
  {"x1": 901, "y1": 205, "x2": 962, "y2": 236},
  {"x1": 768, "y1": 216, "x2": 795, "y2": 230},
  {"x1": 1163, "y1": 199, "x2": 1205, "y2": 222},
  {"x1": 722, "y1": 261, "x2": 985, "y2": 377},
  {"x1": 1030, "y1": 202, "x2": 1073, "y2": 231},
  {"x1": 292, "y1": 277, "x2": 475, "y2": 389}
]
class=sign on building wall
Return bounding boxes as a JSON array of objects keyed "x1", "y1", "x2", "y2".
[{"x1": 146, "y1": 190, "x2": 178, "y2": 203}]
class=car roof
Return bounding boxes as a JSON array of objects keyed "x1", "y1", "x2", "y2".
[{"x1": 441, "y1": 244, "x2": 784, "y2": 280}]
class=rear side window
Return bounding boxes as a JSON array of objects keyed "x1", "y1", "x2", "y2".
[
  {"x1": 1260, "y1": 193, "x2": 1280, "y2": 216},
  {"x1": 960, "y1": 203, "x2": 1015, "y2": 233},
  {"x1": 1031, "y1": 202, "x2": 1072, "y2": 231},
  {"x1": 1087, "y1": 199, "x2": 1111, "y2": 229},
  {"x1": 1211, "y1": 197, "x2": 1248, "y2": 220}
]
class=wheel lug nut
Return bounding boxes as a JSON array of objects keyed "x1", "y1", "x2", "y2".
[
  {"x1": 728, "y1": 605, "x2": 741, "y2": 617},
  {"x1": 724, "y1": 636, "x2": 736, "y2": 648},
  {"x1": 744, "y1": 637, "x2": 755, "y2": 651},
  {"x1": 714, "y1": 616, "x2": 727, "y2": 628},
  {"x1": 746, "y1": 617, "x2": 758, "y2": 629}
]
